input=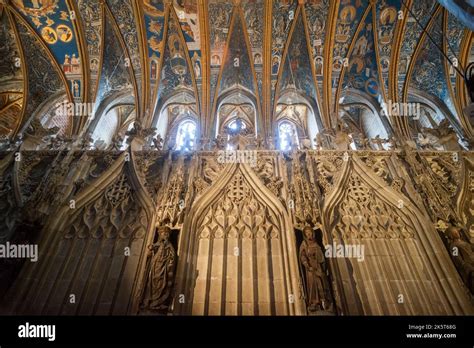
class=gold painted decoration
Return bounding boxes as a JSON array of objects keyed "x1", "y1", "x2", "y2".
[
  {"x1": 56, "y1": 24, "x2": 73, "y2": 42},
  {"x1": 12, "y1": 0, "x2": 59, "y2": 27},
  {"x1": 41, "y1": 25, "x2": 57, "y2": 43}
]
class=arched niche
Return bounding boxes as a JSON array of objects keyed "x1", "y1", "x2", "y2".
[
  {"x1": 275, "y1": 88, "x2": 321, "y2": 149},
  {"x1": 173, "y1": 163, "x2": 305, "y2": 316},
  {"x1": 5, "y1": 154, "x2": 156, "y2": 315},
  {"x1": 87, "y1": 89, "x2": 135, "y2": 139},
  {"x1": 214, "y1": 86, "x2": 259, "y2": 137},
  {"x1": 321, "y1": 156, "x2": 472, "y2": 315},
  {"x1": 92, "y1": 103, "x2": 136, "y2": 147},
  {"x1": 35, "y1": 92, "x2": 72, "y2": 137},
  {"x1": 18, "y1": 90, "x2": 70, "y2": 137},
  {"x1": 152, "y1": 89, "x2": 199, "y2": 150},
  {"x1": 340, "y1": 89, "x2": 393, "y2": 147},
  {"x1": 408, "y1": 89, "x2": 463, "y2": 136}
]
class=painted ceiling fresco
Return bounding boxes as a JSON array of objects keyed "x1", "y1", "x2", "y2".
[
  {"x1": 305, "y1": 0, "x2": 329, "y2": 90},
  {"x1": 11, "y1": 0, "x2": 82, "y2": 102},
  {"x1": 174, "y1": 1, "x2": 201, "y2": 68},
  {"x1": 397, "y1": 1, "x2": 438, "y2": 98},
  {"x1": 14, "y1": 12, "x2": 65, "y2": 130},
  {"x1": 77, "y1": 0, "x2": 101, "y2": 99},
  {"x1": 0, "y1": 11, "x2": 23, "y2": 136},
  {"x1": 216, "y1": 6, "x2": 257, "y2": 98},
  {"x1": 342, "y1": 6, "x2": 380, "y2": 100},
  {"x1": 375, "y1": 0, "x2": 401, "y2": 97},
  {"x1": 143, "y1": 0, "x2": 165, "y2": 87},
  {"x1": 271, "y1": 0, "x2": 298, "y2": 104},
  {"x1": 0, "y1": 0, "x2": 472, "y2": 139},
  {"x1": 107, "y1": 0, "x2": 142, "y2": 108},
  {"x1": 152, "y1": 5, "x2": 197, "y2": 122},
  {"x1": 277, "y1": 7, "x2": 320, "y2": 121},
  {"x1": 93, "y1": 8, "x2": 134, "y2": 117},
  {"x1": 330, "y1": 0, "x2": 368, "y2": 112}
]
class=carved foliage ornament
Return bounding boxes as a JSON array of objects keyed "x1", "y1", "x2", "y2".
[
  {"x1": 64, "y1": 174, "x2": 147, "y2": 240},
  {"x1": 334, "y1": 173, "x2": 415, "y2": 240}
]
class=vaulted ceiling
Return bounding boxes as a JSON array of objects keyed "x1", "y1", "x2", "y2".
[{"x1": 0, "y1": 0, "x2": 473, "y2": 141}]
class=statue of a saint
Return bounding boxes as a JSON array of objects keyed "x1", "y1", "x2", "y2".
[
  {"x1": 299, "y1": 226, "x2": 328, "y2": 312},
  {"x1": 141, "y1": 225, "x2": 177, "y2": 311},
  {"x1": 447, "y1": 226, "x2": 474, "y2": 293}
]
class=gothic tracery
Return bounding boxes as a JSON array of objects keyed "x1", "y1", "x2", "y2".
[{"x1": 0, "y1": 0, "x2": 473, "y2": 317}]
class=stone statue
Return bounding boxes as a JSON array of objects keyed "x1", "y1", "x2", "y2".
[
  {"x1": 255, "y1": 135, "x2": 265, "y2": 149},
  {"x1": 447, "y1": 226, "x2": 474, "y2": 293},
  {"x1": 76, "y1": 132, "x2": 93, "y2": 150},
  {"x1": 421, "y1": 119, "x2": 461, "y2": 151},
  {"x1": 141, "y1": 225, "x2": 177, "y2": 311},
  {"x1": 214, "y1": 135, "x2": 226, "y2": 150},
  {"x1": 152, "y1": 134, "x2": 164, "y2": 151},
  {"x1": 230, "y1": 133, "x2": 251, "y2": 150},
  {"x1": 299, "y1": 226, "x2": 328, "y2": 312},
  {"x1": 387, "y1": 136, "x2": 398, "y2": 150},
  {"x1": 267, "y1": 136, "x2": 275, "y2": 150},
  {"x1": 255, "y1": 158, "x2": 273, "y2": 183},
  {"x1": 301, "y1": 137, "x2": 312, "y2": 150},
  {"x1": 199, "y1": 137, "x2": 209, "y2": 151},
  {"x1": 111, "y1": 133, "x2": 124, "y2": 151},
  {"x1": 314, "y1": 133, "x2": 324, "y2": 150},
  {"x1": 203, "y1": 158, "x2": 220, "y2": 184},
  {"x1": 330, "y1": 120, "x2": 351, "y2": 150},
  {"x1": 371, "y1": 135, "x2": 386, "y2": 150},
  {"x1": 93, "y1": 139, "x2": 107, "y2": 150}
]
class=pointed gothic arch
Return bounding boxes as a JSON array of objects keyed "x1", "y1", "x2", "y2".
[
  {"x1": 174, "y1": 163, "x2": 305, "y2": 315},
  {"x1": 5, "y1": 153, "x2": 156, "y2": 315},
  {"x1": 321, "y1": 155, "x2": 472, "y2": 315}
]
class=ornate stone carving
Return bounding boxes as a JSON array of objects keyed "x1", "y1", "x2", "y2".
[
  {"x1": 359, "y1": 153, "x2": 392, "y2": 185},
  {"x1": 314, "y1": 154, "x2": 344, "y2": 194},
  {"x1": 290, "y1": 154, "x2": 320, "y2": 226},
  {"x1": 402, "y1": 148, "x2": 459, "y2": 222},
  {"x1": 140, "y1": 225, "x2": 177, "y2": 312},
  {"x1": 299, "y1": 226, "x2": 332, "y2": 313},
  {"x1": 254, "y1": 156, "x2": 283, "y2": 197},
  {"x1": 199, "y1": 170, "x2": 280, "y2": 240},
  {"x1": 202, "y1": 158, "x2": 221, "y2": 184},
  {"x1": 64, "y1": 173, "x2": 147, "y2": 240},
  {"x1": 334, "y1": 173, "x2": 415, "y2": 240},
  {"x1": 156, "y1": 164, "x2": 187, "y2": 226},
  {"x1": 126, "y1": 121, "x2": 156, "y2": 143},
  {"x1": 421, "y1": 119, "x2": 462, "y2": 151},
  {"x1": 447, "y1": 226, "x2": 474, "y2": 293}
]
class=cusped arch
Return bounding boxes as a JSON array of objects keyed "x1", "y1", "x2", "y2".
[
  {"x1": 174, "y1": 163, "x2": 305, "y2": 315},
  {"x1": 321, "y1": 155, "x2": 472, "y2": 315},
  {"x1": 6, "y1": 153, "x2": 157, "y2": 315}
]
